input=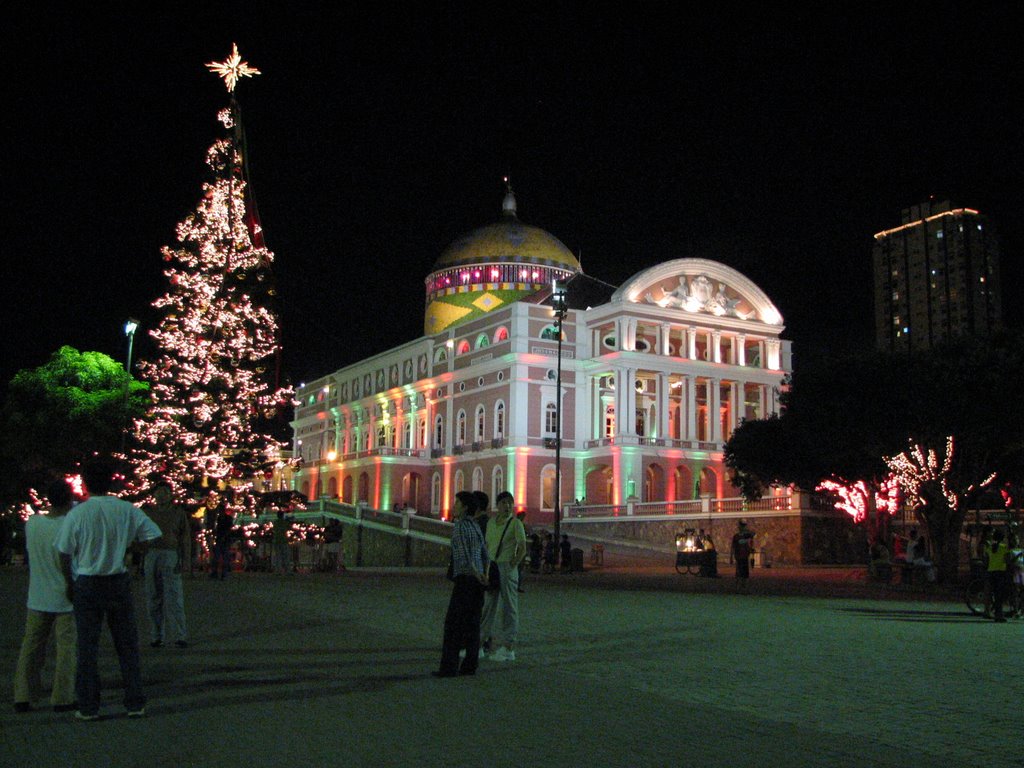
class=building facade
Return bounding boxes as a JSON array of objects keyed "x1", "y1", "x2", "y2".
[
  {"x1": 873, "y1": 200, "x2": 1002, "y2": 352},
  {"x1": 290, "y1": 192, "x2": 791, "y2": 521}
]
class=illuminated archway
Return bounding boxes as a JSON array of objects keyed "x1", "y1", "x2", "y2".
[
  {"x1": 584, "y1": 465, "x2": 613, "y2": 505},
  {"x1": 699, "y1": 467, "x2": 718, "y2": 497},
  {"x1": 644, "y1": 463, "x2": 664, "y2": 502},
  {"x1": 674, "y1": 465, "x2": 695, "y2": 500}
]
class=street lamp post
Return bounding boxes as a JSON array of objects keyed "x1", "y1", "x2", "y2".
[
  {"x1": 551, "y1": 280, "x2": 569, "y2": 551},
  {"x1": 120, "y1": 318, "x2": 140, "y2": 453}
]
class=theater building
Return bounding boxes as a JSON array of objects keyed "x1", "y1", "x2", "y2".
[{"x1": 290, "y1": 189, "x2": 791, "y2": 522}]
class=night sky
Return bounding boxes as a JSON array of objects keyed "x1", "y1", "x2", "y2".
[{"x1": 3, "y1": 4, "x2": 1021, "y2": 392}]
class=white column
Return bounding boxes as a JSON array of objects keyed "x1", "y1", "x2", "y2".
[
  {"x1": 660, "y1": 323, "x2": 671, "y2": 356},
  {"x1": 766, "y1": 339, "x2": 782, "y2": 370},
  {"x1": 729, "y1": 381, "x2": 739, "y2": 434},
  {"x1": 736, "y1": 334, "x2": 746, "y2": 367},
  {"x1": 685, "y1": 376, "x2": 697, "y2": 440},
  {"x1": 657, "y1": 372, "x2": 669, "y2": 439},
  {"x1": 710, "y1": 378, "x2": 722, "y2": 443},
  {"x1": 712, "y1": 331, "x2": 722, "y2": 364},
  {"x1": 614, "y1": 369, "x2": 625, "y2": 436},
  {"x1": 622, "y1": 368, "x2": 630, "y2": 436},
  {"x1": 687, "y1": 326, "x2": 697, "y2": 360}
]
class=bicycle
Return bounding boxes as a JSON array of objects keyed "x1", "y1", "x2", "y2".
[
  {"x1": 964, "y1": 575, "x2": 990, "y2": 616},
  {"x1": 964, "y1": 573, "x2": 1021, "y2": 618}
]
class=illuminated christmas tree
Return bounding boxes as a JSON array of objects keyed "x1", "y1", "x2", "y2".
[{"x1": 131, "y1": 45, "x2": 289, "y2": 503}]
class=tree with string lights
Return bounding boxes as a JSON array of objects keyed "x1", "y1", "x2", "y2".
[
  {"x1": 885, "y1": 436, "x2": 996, "y2": 583},
  {"x1": 130, "y1": 45, "x2": 290, "y2": 506}
]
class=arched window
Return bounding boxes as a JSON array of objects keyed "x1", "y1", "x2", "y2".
[
  {"x1": 377, "y1": 425, "x2": 387, "y2": 447},
  {"x1": 604, "y1": 405, "x2": 615, "y2": 438},
  {"x1": 431, "y1": 473, "x2": 441, "y2": 513},
  {"x1": 434, "y1": 347, "x2": 447, "y2": 363},
  {"x1": 456, "y1": 340, "x2": 471, "y2": 355},
  {"x1": 433, "y1": 415, "x2": 444, "y2": 448},
  {"x1": 491, "y1": 465, "x2": 504, "y2": 503},
  {"x1": 494, "y1": 401, "x2": 505, "y2": 438},
  {"x1": 475, "y1": 405, "x2": 486, "y2": 442},
  {"x1": 472, "y1": 466, "x2": 483, "y2": 494},
  {"x1": 540, "y1": 464, "x2": 557, "y2": 511},
  {"x1": 544, "y1": 402, "x2": 558, "y2": 435},
  {"x1": 454, "y1": 470, "x2": 465, "y2": 494},
  {"x1": 540, "y1": 325, "x2": 562, "y2": 341},
  {"x1": 418, "y1": 417, "x2": 428, "y2": 448},
  {"x1": 494, "y1": 326, "x2": 509, "y2": 343},
  {"x1": 475, "y1": 333, "x2": 490, "y2": 349},
  {"x1": 456, "y1": 410, "x2": 467, "y2": 445}
]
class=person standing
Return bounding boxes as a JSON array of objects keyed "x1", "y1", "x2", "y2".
[
  {"x1": 13, "y1": 480, "x2": 76, "y2": 713},
  {"x1": 559, "y1": 533, "x2": 572, "y2": 573},
  {"x1": 472, "y1": 490, "x2": 490, "y2": 537},
  {"x1": 142, "y1": 484, "x2": 190, "y2": 648},
  {"x1": 209, "y1": 496, "x2": 235, "y2": 580},
  {"x1": 433, "y1": 491, "x2": 488, "y2": 677},
  {"x1": 516, "y1": 509, "x2": 528, "y2": 592},
  {"x1": 54, "y1": 458, "x2": 162, "y2": 720},
  {"x1": 272, "y1": 509, "x2": 292, "y2": 574},
  {"x1": 731, "y1": 520, "x2": 755, "y2": 581},
  {"x1": 323, "y1": 518, "x2": 344, "y2": 572},
  {"x1": 480, "y1": 491, "x2": 527, "y2": 662},
  {"x1": 986, "y1": 528, "x2": 1012, "y2": 623}
]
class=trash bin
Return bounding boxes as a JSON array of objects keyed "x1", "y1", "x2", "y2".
[
  {"x1": 570, "y1": 548, "x2": 584, "y2": 572},
  {"x1": 698, "y1": 550, "x2": 718, "y2": 577}
]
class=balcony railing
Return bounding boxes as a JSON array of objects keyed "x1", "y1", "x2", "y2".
[
  {"x1": 561, "y1": 493, "x2": 794, "y2": 520},
  {"x1": 584, "y1": 436, "x2": 723, "y2": 450}
]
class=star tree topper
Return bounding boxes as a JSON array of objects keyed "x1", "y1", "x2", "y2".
[{"x1": 206, "y1": 43, "x2": 261, "y2": 93}]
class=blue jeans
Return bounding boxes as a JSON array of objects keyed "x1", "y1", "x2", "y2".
[{"x1": 73, "y1": 573, "x2": 146, "y2": 715}]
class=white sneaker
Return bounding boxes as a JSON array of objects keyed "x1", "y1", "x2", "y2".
[{"x1": 489, "y1": 647, "x2": 515, "y2": 662}]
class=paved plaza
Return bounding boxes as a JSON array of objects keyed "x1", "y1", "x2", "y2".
[{"x1": 0, "y1": 556, "x2": 1016, "y2": 768}]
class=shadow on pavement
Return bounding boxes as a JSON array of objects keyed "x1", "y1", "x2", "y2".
[{"x1": 836, "y1": 606, "x2": 985, "y2": 623}]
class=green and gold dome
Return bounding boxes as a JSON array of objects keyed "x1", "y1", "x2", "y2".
[{"x1": 424, "y1": 185, "x2": 581, "y2": 335}]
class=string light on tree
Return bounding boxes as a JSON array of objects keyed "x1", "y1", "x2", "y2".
[
  {"x1": 129, "y1": 49, "x2": 290, "y2": 505},
  {"x1": 884, "y1": 435, "x2": 996, "y2": 512},
  {"x1": 816, "y1": 476, "x2": 902, "y2": 524}
]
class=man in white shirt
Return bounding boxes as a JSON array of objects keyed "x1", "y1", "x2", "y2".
[
  {"x1": 54, "y1": 458, "x2": 161, "y2": 721},
  {"x1": 12, "y1": 480, "x2": 76, "y2": 713}
]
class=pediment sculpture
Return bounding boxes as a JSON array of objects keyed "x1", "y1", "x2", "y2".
[{"x1": 643, "y1": 274, "x2": 750, "y2": 319}]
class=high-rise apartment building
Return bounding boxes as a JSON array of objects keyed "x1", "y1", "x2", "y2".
[{"x1": 873, "y1": 200, "x2": 1002, "y2": 351}]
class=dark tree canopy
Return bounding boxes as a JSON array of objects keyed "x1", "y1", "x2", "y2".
[
  {"x1": 726, "y1": 334, "x2": 1024, "y2": 580},
  {"x1": 0, "y1": 346, "x2": 147, "y2": 502},
  {"x1": 727, "y1": 334, "x2": 1024, "y2": 500}
]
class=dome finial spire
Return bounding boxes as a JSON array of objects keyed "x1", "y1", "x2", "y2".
[{"x1": 502, "y1": 175, "x2": 517, "y2": 218}]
